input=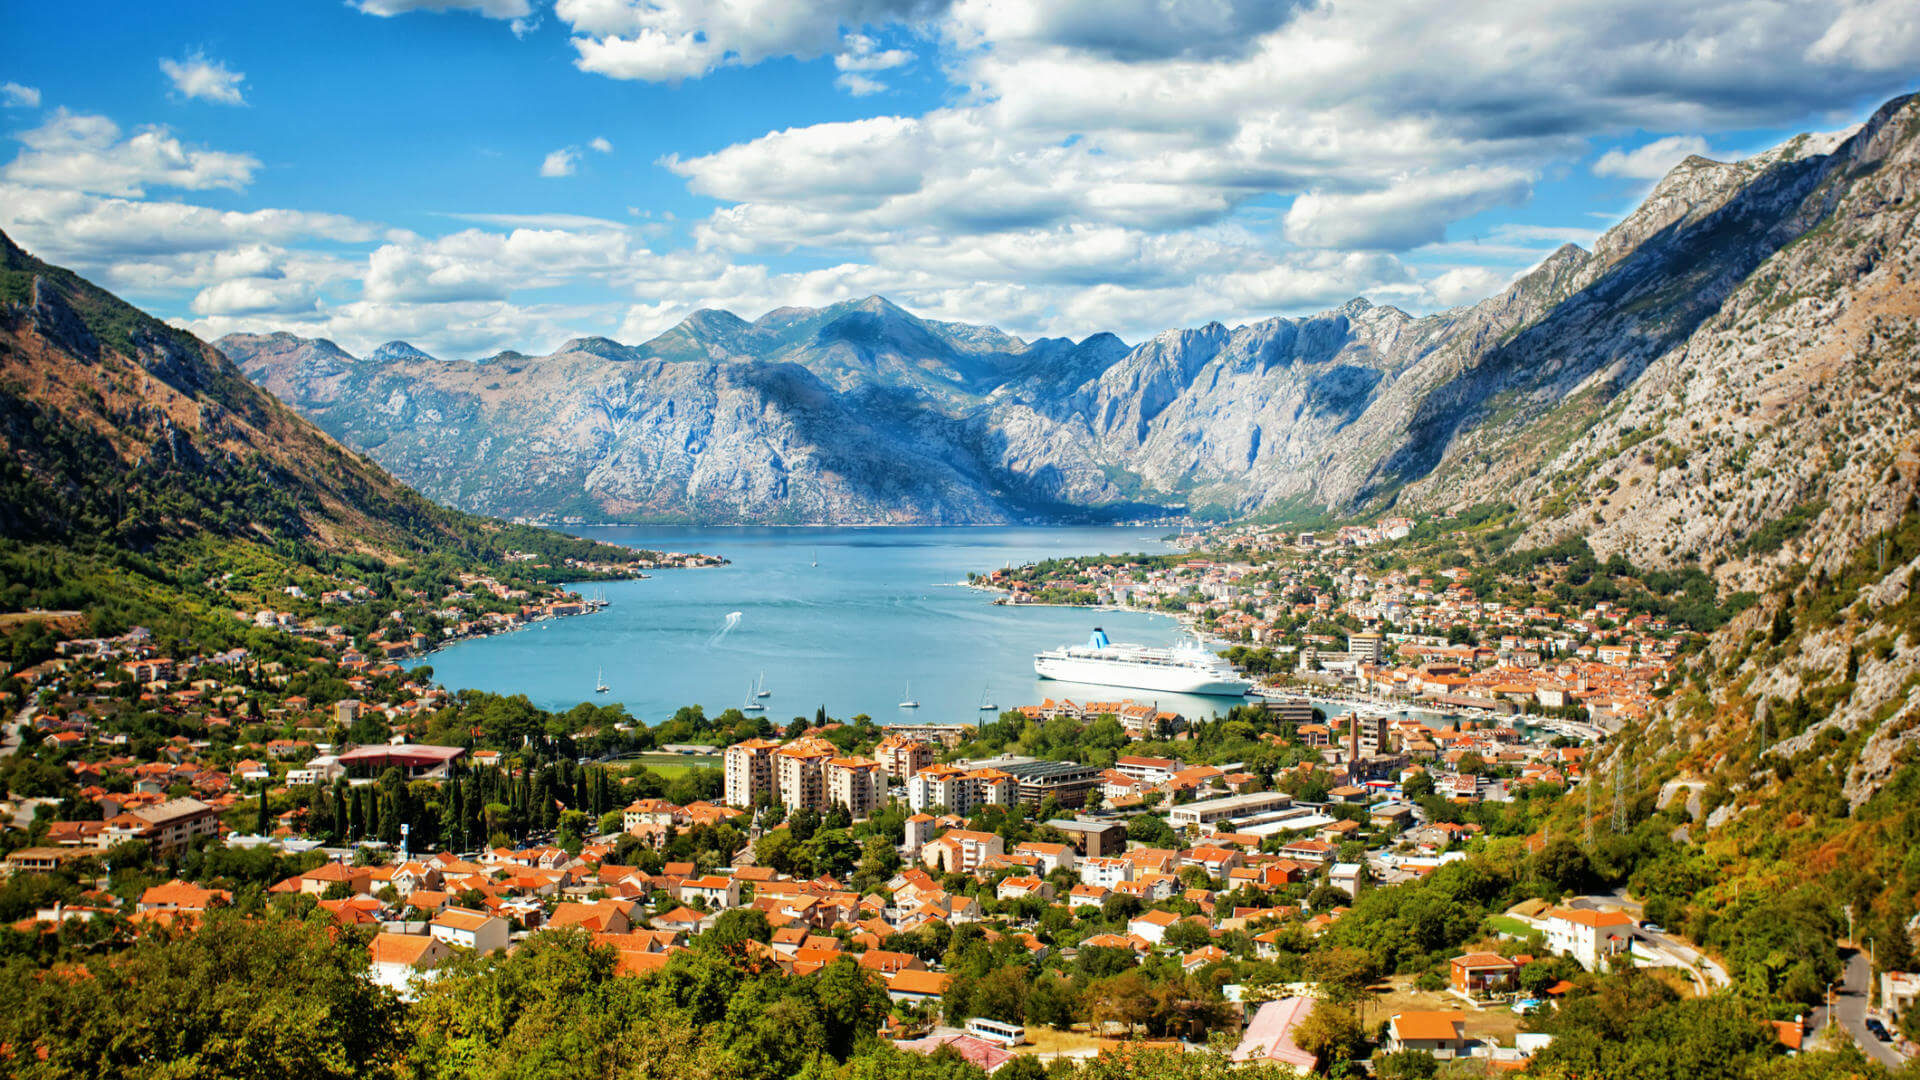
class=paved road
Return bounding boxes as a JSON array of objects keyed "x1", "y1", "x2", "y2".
[
  {"x1": 1828, "y1": 947, "x2": 1909, "y2": 1069},
  {"x1": 2, "y1": 703, "x2": 32, "y2": 757}
]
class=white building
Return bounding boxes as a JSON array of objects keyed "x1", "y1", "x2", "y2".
[
  {"x1": 1080, "y1": 857, "x2": 1134, "y2": 889},
  {"x1": 1542, "y1": 907, "x2": 1634, "y2": 970},
  {"x1": 429, "y1": 907, "x2": 509, "y2": 955}
]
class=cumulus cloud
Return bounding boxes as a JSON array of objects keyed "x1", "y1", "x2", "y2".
[
  {"x1": 947, "y1": 0, "x2": 1308, "y2": 61},
  {"x1": 836, "y1": 33, "x2": 912, "y2": 71},
  {"x1": 190, "y1": 275, "x2": 322, "y2": 317},
  {"x1": 29, "y1": 1, "x2": 1920, "y2": 359},
  {"x1": 836, "y1": 73, "x2": 888, "y2": 96},
  {"x1": 558, "y1": 0, "x2": 952, "y2": 83},
  {"x1": 1283, "y1": 168, "x2": 1533, "y2": 251},
  {"x1": 1593, "y1": 135, "x2": 1712, "y2": 179},
  {"x1": 589, "y1": 136, "x2": 613, "y2": 153},
  {"x1": 160, "y1": 52, "x2": 247, "y2": 105},
  {"x1": 354, "y1": 0, "x2": 532, "y2": 17},
  {"x1": 1425, "y1": 265, "x2": 1513, "y2": 307},
  {"x1": 1, "y1": 83, "x2": 39, "y2": 109},
  {"x1": 3, "y1": 110, "x2": 258, "y2": 196},
  {"x1": 361, "y1": 226, "x2": 642, "y2": 303},
  {"x1": 0, "y1": 184, "x2": 375, "y2": 265}
]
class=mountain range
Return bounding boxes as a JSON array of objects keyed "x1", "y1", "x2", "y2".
[{"x1": 219, "y1": 93, "x2": 1920, "y2": 565}]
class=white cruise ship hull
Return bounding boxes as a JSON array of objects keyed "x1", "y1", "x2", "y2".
[{"x1": 1033, "y1": 654, "x2": 1251, "y2": 697}]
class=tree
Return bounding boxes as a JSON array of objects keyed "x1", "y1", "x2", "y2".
[
  {"x1": 0, "y1": 909, "x2": 403, "y2": 1079},
  {"x1": 1305, "y1": 946, "x2": 1376, "y2": 1004},
  {"x1": 1290, "y1": 999, "x2": 1364, "y2": 1068},
  {"x1": 1163, "y1": 918, "x2": 1215, "y2": 952},
  {"x1": 700, "y1": 908, "x2": 773, "y2": 956},
  {"x1": 1128, "y1": 813, "x2": 1177, "y2": 848},
  {"x1": 1375, "y1": 1048, "x2": 1439, "y2": 1079},
  {"x1": 1402, "y1": 771, "x2": 1436, "y2": 800},
  {"x1": 851, "y1": 835, "x2": 902, "y2": 893}
]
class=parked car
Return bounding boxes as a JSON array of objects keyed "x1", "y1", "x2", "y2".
[
  {"x1": 1866, "y1": 1018, "x2": 1893, "y2": 1042},
  {"x1": 1639, "y1": 921, "x2": 1666, "y2": 934}
]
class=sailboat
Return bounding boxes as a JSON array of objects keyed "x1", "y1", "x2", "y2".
[
  {"x1": 978, "y1": 685, "x2": 996, "y2": 711},
  {"x1": 595, "y1": 667, "x2": 610, "y2": 694},
  {"x1": 755, "y1": 673, "x2": 771, "y2": 698},
  {"x1": 742, "y1": 683, "x2": 766, "y2": 712},
  {"x1": 898, "y1": 681, "x2": 920, "y2": 708},
  {"x1": 811, "y1": 548, "x2": 819, "y2": 568}
]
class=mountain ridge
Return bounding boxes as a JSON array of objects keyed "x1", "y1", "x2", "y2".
[{"x1": 217, "y1": 94, "x2": 1920, "y2": 572}]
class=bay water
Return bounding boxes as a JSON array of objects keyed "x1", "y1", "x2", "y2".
[{"x1": 417, "y1": 525, "x2": 1257, "y2": 728}]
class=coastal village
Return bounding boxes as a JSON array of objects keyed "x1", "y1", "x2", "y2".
[
  {"x1": 0, "y1": 524, "x2": 1901, "y2": 1074},
  {"x1": 976, "y1": 516, "x2": 1689, "y2": 738}
]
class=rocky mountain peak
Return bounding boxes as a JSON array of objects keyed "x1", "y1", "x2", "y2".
[
  {"x1": 370, "y1": 340, "x2": 436, "y2": 364},
  {"x1": 555, "y1": 336, "x2": 641, "y2": 361}
]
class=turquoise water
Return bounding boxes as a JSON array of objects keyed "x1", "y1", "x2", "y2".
[{"x1": 416, "y1": 525, "x2": 1252, "y2": 728}]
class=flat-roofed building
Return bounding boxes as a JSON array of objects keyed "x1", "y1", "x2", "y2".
[
  {"x1": 1167, "y1": 791, "x2": 1294, "y2": 831},
  {"x1": 996, "y1": 759, "x2": 1102, "y2": 808},
  {"x1": 115, "y1": 797, "x2": 221, "y2": 854},
  {"x1": 1045, "y1": 819, "x2": 1128, "y2": 858}
]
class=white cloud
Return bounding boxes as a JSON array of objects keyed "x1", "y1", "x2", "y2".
[
  {"x1": 354, "y1": 0, "x2": 532, "y2": 17},
  {"x1": 589, "y1": 136, "x2": 613, "y2": 153},
  {"x1": 190, "y1": 275, "x2": 322, "y2": 317},
  {"x1": 1, "y1": 83, "x2": 39, "y2": 109},
  {"x1": 0, "y1": 183, "x2": 376, "y2": 264},
  {"x1": 1806, "y1": 0, "x2": 1920, "y2": 69},
  {"x1": 438, "y1": 211, "x2": 629, "y2": 229},
  {"x1": 835, "y1": 33, "x2": 912, "y2": 71},
  {"x1": 1425, "y1": 265, "x2": 1513, "y2": 307},
  {"x1": 361, "y1": 226, "x2": 641, "y2": 303},
  {"x1": 557, "y1": 0, "x2": 952, "y2": 83},
  {"x1": 1592, "y1": 135, "x2": 1712, "y2": 179},
  {"x1": 836, "y1": 73, "x2": 888, "y2": 96},
  {"x1": 160, "y1": 52, "x2": 247, "y2": 105},
  {"x1": 540, "y1": 147, "x2": 581, "y2": 177},
  {"x1": 3, "y1": 110, "x2": 258, "y2": 196},
  {"x1": 1283, "y1": 168, "x2": 1533, "y2": 251},
  {"x1": 947, "y1": 0, "x2": 1306, "y2": 60}
]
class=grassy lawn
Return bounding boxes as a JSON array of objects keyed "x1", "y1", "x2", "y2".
[
  {"x1": 622, "y1": 753, "x2": 720, "y2": 778},
  {"x1": 1487, "y1": 915, "x2": 1537, "y2": 936}
]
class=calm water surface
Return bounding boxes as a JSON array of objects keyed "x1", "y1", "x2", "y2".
[{"x1": 419, "y1": 526, "x2": 1259, "y2": 727}]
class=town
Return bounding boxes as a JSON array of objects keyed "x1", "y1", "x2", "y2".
[{"x1": 3, "y1": 580, "x2": 1870, "y2": 1078}]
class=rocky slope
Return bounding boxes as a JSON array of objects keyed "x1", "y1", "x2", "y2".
[
  {"x1": 222, "y1": 95, "x2": 1920, "y2": 551},
  {"x1": 0, "y1": 228, "x2": 636, "y2": 568}
]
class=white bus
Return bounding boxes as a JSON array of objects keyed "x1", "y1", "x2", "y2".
[{"x1": 965, "y1": 1017, "x2": 1027, "y2": 1046}]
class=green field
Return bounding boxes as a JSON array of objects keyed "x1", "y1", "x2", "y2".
[
  {"x1": 1487, "y1": 915, "x2": 1537, "y2": 937},
  {"x1": 624, "y1": 753, "x2": 721, "y2": 778}
]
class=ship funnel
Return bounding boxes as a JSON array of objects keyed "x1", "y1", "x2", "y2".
[{"x1": 1089, "y1": 628, "x2": 1110, "y2": 649}]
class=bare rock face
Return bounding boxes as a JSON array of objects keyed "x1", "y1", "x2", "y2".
[{"x1": 222, "y1": 94, "x2": 1920, "y2": 538}]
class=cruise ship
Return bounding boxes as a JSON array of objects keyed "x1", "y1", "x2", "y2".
[{"x1": 1034, "y1": 628, "x2": 1253, "y2": 697}]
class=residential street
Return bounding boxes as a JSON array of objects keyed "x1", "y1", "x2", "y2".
[{"x1": 1827, "y1": 947, "x2": 1909, "y2": 1070}]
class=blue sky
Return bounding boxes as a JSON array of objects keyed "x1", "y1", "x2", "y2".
[{"x1": 2, "y1": 0, "x2": 1914, "y2": 357}]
